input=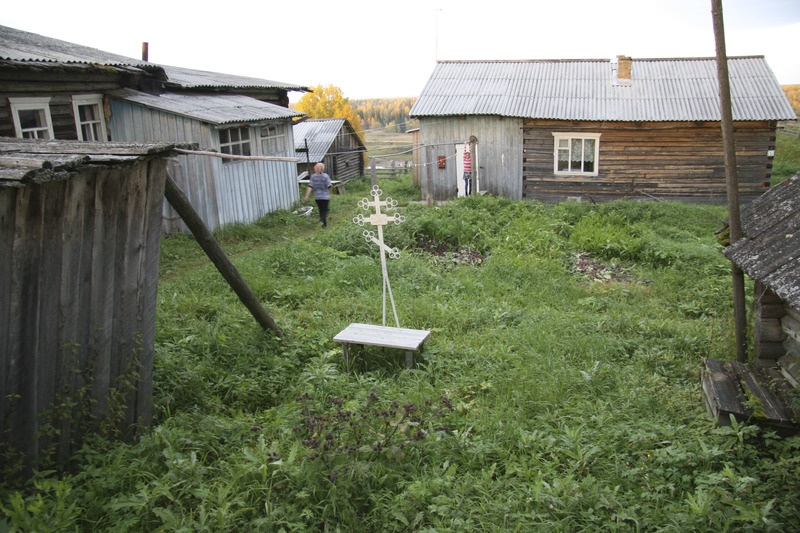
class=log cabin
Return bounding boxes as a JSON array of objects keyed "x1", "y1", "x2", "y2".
[
  {"x1": 410, "y1": 57, "x2": 796, "y2": 203},
  {"x1": 702, "y1": 174, "x2": 800, "y2": 431},
  {"x1": 0, "y1": 24, "x2": 310, "y2": 233}
]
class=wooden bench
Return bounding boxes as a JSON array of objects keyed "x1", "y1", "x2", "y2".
[
  {"x1": 333, "y1": 323, "x2": 430, "y2": 370},
  {"x1": 701, "y1": 357, "x2": 797, "y2": 432}
]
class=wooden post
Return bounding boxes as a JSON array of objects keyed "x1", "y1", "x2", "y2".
[
  {"x1": 712, "y1": 0, "x2": 747, "y2": 362},
  {"x1": 426, "y1": 146, "x2": 434, "y2": 207},
  {"x1": 163, "y1": 174, "x2": 283, "y2": 338},
  {"x1": 370, "y1": 157, "x2": 378, "y2": 187},
  {"x1": 390, "y1": 160, "x2": 396, "y2": 178}
]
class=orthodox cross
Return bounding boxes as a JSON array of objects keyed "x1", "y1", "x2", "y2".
[{"x1": 353, "y1": 185, "x2": 406, "y2": 327}]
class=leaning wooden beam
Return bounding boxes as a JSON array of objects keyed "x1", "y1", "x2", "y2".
[
  {"x1": 173, "y1": 148, "x2": 299, "y2": 163},
  {"x1": 163, "y1": 173, "x2": 284, "y2": 338}
]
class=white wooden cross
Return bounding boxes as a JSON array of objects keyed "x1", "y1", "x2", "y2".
[{"x1": 353, "y1": 185, "x2": 406, "y2": 327}]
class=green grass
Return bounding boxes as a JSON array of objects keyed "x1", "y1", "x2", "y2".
[
  {"x1": 3, "y1": 174, "x2": 800, "y2": 532},
  {"x1": 773, "y1": 129, "x2": 800, "y2": 184}
]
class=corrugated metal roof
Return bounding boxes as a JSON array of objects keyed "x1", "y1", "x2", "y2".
[
  {"x1": 293, "y1": 119, "x2": 350, "y2": 163},
  {"x1": 0, "y1": 24, "x2": 157, "y2": 72},
  {"x1": 0, "y1": 25, "x2": 309, "y2": 92},
  {"x1": 112, "y1": 88, "x2": 303, "y2": 124},
  {"x1": 161, "y1": 64, "x2": 308, "y2": 91},
  {"x1": 410, "y1": 57, "x2": 796, "y2": 122}
]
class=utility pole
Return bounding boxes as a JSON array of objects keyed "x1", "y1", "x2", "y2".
[{"x1": 711, "y1": 0, "x2": 748, "y2": 362}]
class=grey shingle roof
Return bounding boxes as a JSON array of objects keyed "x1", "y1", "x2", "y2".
[
  {"x1": 112, "y1": 89, "x2": 303, "y2": 124},
  {"x1": 0, "y1": 25, "x2": 309, "y2": 92},
  {"x1": 410, "y1": 57, "x2": 796, "y2": 122},
  {"x1": 724, "y1": 174, "x2": 800, "y2": 309}
]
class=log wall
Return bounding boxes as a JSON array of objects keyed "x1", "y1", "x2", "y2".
[{"x1": 523, "y1": 119, "x2": 777, "y2": 203}]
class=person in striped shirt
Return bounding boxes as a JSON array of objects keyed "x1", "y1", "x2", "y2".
[{"x1": 463, "y1": 149, "x2": 472, "y2": 196}]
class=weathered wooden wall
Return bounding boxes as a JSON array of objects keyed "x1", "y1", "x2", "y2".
[
  {"x1": 523, "y1": 120, "x2": 777, "y2": 203},
  {"x1": 109, "y1": 99, "x2": 299, "y2": 233},
  {"x1": 417, "y1": 116, "x2": 524, "y2": 201},
  {"x1": 0, "y1": 156, "x2": 165, "y2": 469}
]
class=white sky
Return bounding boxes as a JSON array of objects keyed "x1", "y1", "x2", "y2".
[{"x1": 2, "y1": 0, "x2": 799, "y2": 101}]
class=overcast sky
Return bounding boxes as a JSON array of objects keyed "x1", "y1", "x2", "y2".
[{"x1": 2, "y1": 0, "x2": 799, "y2": 101}]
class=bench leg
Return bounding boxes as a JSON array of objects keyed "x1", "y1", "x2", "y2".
[
  {"x1": 342, "y1": 343, "x2": 350, "y2": 372},
  {"x1": 405, "y1": 350, "x2": 413, "y2": 369}
]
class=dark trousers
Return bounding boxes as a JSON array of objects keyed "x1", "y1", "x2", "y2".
[
  {"x1": 316, "y1": 199, "x2": 329, "y2": 227},
  {"x1": 463, "y1": 172, "x2": 472, "y2": 196}
]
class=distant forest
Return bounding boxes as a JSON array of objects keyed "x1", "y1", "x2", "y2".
[{"x1": 351, "y1": 97, "x2": 419, "y2": 134}]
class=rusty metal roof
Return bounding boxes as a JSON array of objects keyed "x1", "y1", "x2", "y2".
[
  {"x1": 410, "y1": 57, "x2": 796, "y2": 122},
  {"x1": 112, "y1": 89, "x2": 303, "y2": 124},
  {"x1": 724, "y1": 174, "x2": 800, "y2": 309}
]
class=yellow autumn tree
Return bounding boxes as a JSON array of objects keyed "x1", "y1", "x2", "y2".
[{"x1": 295, "y1": 85, "x2": 365, "y2": 141}]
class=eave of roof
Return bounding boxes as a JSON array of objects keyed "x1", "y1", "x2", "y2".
[{"x1": 112, "y1": 89, "x2": 304, "y2": 124}]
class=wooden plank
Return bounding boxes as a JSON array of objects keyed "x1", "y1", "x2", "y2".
[
  {"x1": 730, "y1": 361, "x2": 795, "y2": 425},
  {"x1": 333, "y1": 323, "x2": 430, "y2": 351},
  {"x1": 701, "y1": 358, "x2": 749, "y2": 424},
  {"x1": 778, "y1": 354, "x2": 799, "y2": 388}
]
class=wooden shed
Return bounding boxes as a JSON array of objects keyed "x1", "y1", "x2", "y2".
[
  {"x1": 293, "y1": 118, "x2": 366, "y2": 181},
  {"x1": 0, "y1": 138, "x2": 181, "y2": 470},
  {"x1": 410, "y1": 57, "x2": 796, "y2": 204},
  {"x1": 0, "y1": 24, "x2": 310, "y2": 234},
  {"x1": 702, "y1": 174, "x2": 800, "y2": 430}
]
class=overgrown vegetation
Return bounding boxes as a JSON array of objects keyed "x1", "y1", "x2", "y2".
[{"x1": 3, "y1": 174, "x2": 800, "y2": 531}]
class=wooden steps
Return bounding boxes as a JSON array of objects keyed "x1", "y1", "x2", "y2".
[{"x1": 701, "y1": 356, "x2": 799, "y2": 433}]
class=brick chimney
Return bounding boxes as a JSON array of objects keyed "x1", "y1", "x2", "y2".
[{"x1": 616, "y1": 55, "x2": 632, "y2": 81}]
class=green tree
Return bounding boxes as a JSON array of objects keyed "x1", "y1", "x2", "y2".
[{"x1": 295, "y1": 85, "x2": 365, "y2": 141}]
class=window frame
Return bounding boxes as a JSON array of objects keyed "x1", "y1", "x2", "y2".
[
  {"x1": 9, "y1": 97, "x2": 55, "y2": 140},
  {"x1": 552, "y1": 132, "x2": 601, "y2": 177},
  {"x1": 218, "y1": 125, "x2": 252, "y2": 161},
  {"x1": 260, "y1": 123, "x2": 287, "y2": 157},
  {"x1": 72, "y1": 94, "x2": 108, "y2": 142}
]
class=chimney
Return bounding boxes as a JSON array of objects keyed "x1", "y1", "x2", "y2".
[
  {"x1": 142, "y1": 42, "x2": 149, "y2": 62},
  {"x1": 616, "y1": 55, "x2": 632, "y2": 81}
]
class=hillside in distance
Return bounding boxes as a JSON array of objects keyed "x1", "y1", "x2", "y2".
[{"x1": 351, "y1": 97, "x2": 418, "y2": 134}]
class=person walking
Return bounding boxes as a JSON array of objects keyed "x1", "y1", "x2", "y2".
[{"x1": 304, "y1": 162, "x2": 332, "y2": 228}]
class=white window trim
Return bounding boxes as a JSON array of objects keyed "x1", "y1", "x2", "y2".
[
  {"x1": 552, "y1": 132, "x2": 601, "y2": 177},
  {"x1": 260, "y1": 123, "x2": 287, "y2": 156},
  {"x1": 9, "y1": 97, "x2": 54, "y2": 139},
  {"x1": 71, "y1": 94, "x2": 108, "y2": 141},
  {"x1": 218, "y1": 125, "x2": 253, "y2": 161}
]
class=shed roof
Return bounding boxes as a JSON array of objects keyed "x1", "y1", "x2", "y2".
[
  {"x1": 293, "y1": 119, "x2": 365, "y2": 163},
  {"x1": 0, "y1": 25, "x2": 309, "y2": 92},
  {"x1": 410, "y1": 57, "x2": 796, "y2": 122},
  {"x1": 0, "y1": 138, "x2": 189, "y2": 187},
  {"x1": 724, "y1": 174, "x2": 800, "y2": 309},
  {"x1": 112, "y1": 88, "x2": 303, "y2": 124}
]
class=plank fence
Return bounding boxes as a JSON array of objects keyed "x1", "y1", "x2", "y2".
[{"x1": 0, "y1": 140, "x2": 178, "y2": 474}]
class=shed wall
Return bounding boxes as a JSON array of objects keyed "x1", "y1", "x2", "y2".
[
  {"x1": 417, "y1": 116, "x2": 523, "y2": 201},
  {"x1": 0, "y1": 159, "x2": 165, "y2": 469},
  {"x1": 109, "y1": 99, "x2": 298, "y2": 233}
]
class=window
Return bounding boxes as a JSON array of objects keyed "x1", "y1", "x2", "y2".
[
  {"x1": 72, "y1": 95, "x2": 107, "y2": 141},
  {"x1": 9, "y1": 97, "x2": 54, "y2": 139},
  {"x1": 219, "y1": 126, "x2": 251, "y2": 159},
  {"x1": 260, "y1": 124, "x2": 286, "y2": 156},
  {"x1": 553, "y1": 133, "x2": 600, "y2": 176}
]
